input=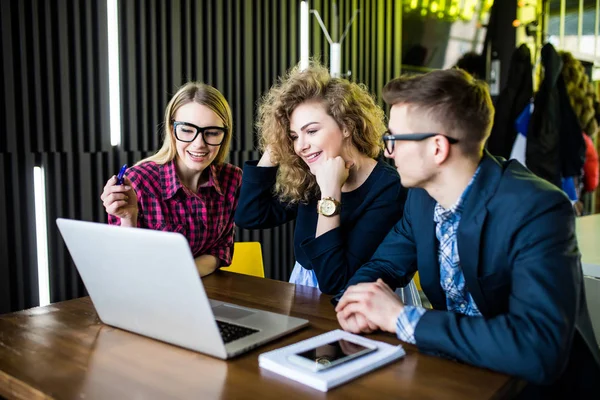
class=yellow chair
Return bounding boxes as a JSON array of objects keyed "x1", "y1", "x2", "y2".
[
  {"x1": 226, "y1": 242, "x2": 265, "y2": 278},
  {"x1": 414, "y1": 271, "x2": 422, "y2": 291}
]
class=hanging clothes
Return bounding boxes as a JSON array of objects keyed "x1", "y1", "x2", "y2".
[
  {"x1": 582, "y1": 132, "x2": 599, "y2": 192},
  {"x1": 509, "y1": 102, "x2": 580, "y2": 203},
  {"x1": 526, "y1": 43, "x2": 586, "y2": 188},
  {"x1": 561, "y1": 176, "x2": 579, "y2": 203},
  {"x1": 509, "y1": 102, "x2": 533, "y2": 165},
  {"x1": 487, "y1": 44, "x2": 533, "y2": 159}
]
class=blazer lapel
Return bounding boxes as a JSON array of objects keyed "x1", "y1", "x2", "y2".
[
  {"x1": 457, "y1": 151, "x2": 502, "y2": 316},
  {"x1": 415, "y1": 193, "x2": 447, "y2": 310}
]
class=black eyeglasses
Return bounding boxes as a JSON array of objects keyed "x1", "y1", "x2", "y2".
[
  {"x1": 172, "y1": 120, "x2": 227, "y2": 145},
  {"x1": 382, "y1": 132, "x2": 459, "y2": 154}
]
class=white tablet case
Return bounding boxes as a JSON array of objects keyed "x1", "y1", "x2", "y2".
[{"x1": 258, "y1": 329, "x2": 406, "y2": 392}]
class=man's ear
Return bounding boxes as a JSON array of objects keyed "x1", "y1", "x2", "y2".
[{"x1": 432, "y1": 135, "x2": 451, "y2": 165}]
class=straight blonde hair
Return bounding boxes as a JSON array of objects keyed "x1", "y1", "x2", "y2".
[{"x1": 139, "y1": 82, "x2": 233, "y2": 166}]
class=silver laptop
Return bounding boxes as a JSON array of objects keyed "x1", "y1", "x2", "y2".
[{"x1": 56, "y1": 218, "x2": 308, "y2": 359}]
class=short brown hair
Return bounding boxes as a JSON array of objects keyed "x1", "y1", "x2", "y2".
[{"x1": 382, "y1": 68, "x2": 494, "y2": 157}]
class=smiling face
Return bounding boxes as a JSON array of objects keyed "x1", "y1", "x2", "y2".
[
  {"x1": 173, "y1": 102, "x2": 224, "y2": 178},
  {"x1": 288, "y1": 101, "x2": 346, "y2": 174}
]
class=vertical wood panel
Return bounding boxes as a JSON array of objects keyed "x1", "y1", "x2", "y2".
[
  {"x1": 58, "y1": 0, "x2": 71, "y2": 154},
  {"x1": 148, "y1": 0, "x2": 159, "y2": 151},
  {"x1": 0, "y1": 0, "x2": 13, "y2": 153},
  {"x1": 0, "y1": 155, "x2": 10, "y2": 312},
  {"x1": 72, "y1": 1, "x2": 84, "y2": 153},
  {"x1": 0, "y1": 154, "x2": 38, "y2": 312},
  {"x1": 16, "y1": 1, "x2": 31, "y2": 155},
  {"x1": 96, "y1": 1, "x2": 110, "y2": 153},
  {"x1": 30, "y1": 2, "x2": 44, "y2": 152},
  {"x1": 243, "y1": 0, "x2": 256, "y2": 152},
  {"x1": 1, "y1": 0, "x2": 110, "y2": 313}
]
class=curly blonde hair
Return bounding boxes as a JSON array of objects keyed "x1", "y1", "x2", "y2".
[{"x1": 257, "y1": 62, "x2": 386, "y2": 203}]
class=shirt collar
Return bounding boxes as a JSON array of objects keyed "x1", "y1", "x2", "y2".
[
  {"x1": 434, "y1": 166, "x2": 481, "y2": 224},
  {"x1": 162, "y1": 160, "x2": 181, "y2": 199},
  {"x1": 162, "y1": 161, "x2": 225, "y2": 199},
  {"x1": 199, "y1": 165, "x2": 225, "y2": 197}
]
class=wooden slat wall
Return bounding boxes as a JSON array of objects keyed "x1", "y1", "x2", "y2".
[
  {"x1": 0, "y1": 0, "x2": 113, "y2": 313},
  {"x1": 1, "y1": 0, "x2": 402, "y2": 313}
]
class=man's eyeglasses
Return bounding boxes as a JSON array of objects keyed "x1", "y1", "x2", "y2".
[
  {"x1": 382, "y1": 132, "x2": 459, "y2": 154},
  {"x1": 172, "y1": 120, "x2": 227, "y2": 145}
]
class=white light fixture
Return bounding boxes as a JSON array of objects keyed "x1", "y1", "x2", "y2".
[
  {"x1": 107, "y1": 0, "x2": 122, "y2": 147},
  {"x1": 330, "y1": 43, "x2": 341, "y2": 77},
  {"x1": 300, "y1": 1, "x2": 309, "y2": 70},
  {"x1": 310, "y1": 8, "x2": 359, "y2": 78},
  {"x1": 33, "y1": 166, "x2": 50, "y2": 307}
]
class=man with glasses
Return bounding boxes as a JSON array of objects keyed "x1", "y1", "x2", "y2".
[{"x1": 335, "y1": 69, "x2": 600, "y2": 398}]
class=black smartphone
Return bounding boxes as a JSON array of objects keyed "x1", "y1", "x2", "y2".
[{"x1": 288, "y1": 339, "x2": 377, "y2": 372}]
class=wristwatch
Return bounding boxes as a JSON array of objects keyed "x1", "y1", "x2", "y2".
[{"x1": 317, "y1": 197, "x2": 341, "y2": 217}]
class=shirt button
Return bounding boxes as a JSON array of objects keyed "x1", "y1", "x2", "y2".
[
  {"x1": 446, "y1": 278, "x2": 451, "y2": 284},
  {"x1": 460, "y1": 303, "x2": 466, "y2": 309}
]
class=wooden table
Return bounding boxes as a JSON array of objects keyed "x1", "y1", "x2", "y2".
[{"x1": 0, "y1": 271, "x2": 523, "y2": 399}]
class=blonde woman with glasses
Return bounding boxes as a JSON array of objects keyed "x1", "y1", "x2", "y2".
[{"x1": 101, "y1": 82, "x2": 241, "y2": 277}]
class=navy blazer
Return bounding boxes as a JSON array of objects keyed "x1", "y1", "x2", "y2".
[{"x1": 345, "y1": 152, "x2": 600, "y2": 396}]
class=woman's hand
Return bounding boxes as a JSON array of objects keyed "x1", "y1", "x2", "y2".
[
  {"x1": 100, "y1": 176, "x2": 138, "y2": 227},
  {"x1": 257, "y1": 145, "x2": 278, "y2": 167},
  {"x1": 194, "y1": 255, "x2": 220, "y2": 277},
  {"x1": 313, "y1": 156, "x2": 352, "y2": 197}
]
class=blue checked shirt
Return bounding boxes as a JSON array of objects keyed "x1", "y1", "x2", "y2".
[{"x1": 396, "y1": 167, "x2": 482, "y2": 344}]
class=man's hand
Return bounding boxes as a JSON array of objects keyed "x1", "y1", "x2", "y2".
[
  {"x1": 335, "y1": 279, "x2": 405, "y2": 333},
  {"x1": 336, "y1": 311, "x2": 379, "y2": 334}
]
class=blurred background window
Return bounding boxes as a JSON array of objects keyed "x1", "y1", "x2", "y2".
[{"x1": 400, "y1": 0, "x2": 494, "y2": 74}]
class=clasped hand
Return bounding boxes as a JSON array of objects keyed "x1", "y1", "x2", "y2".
[{"x1": 335, "y1": 279, "x2": 405, "y2": 334}]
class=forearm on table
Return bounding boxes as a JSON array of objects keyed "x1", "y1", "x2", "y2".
[{"x1": 194, "y1": 254, "x2": 220, "y2": 277}]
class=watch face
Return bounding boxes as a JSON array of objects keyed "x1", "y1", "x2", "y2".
[{"x1": 320, "y1": 200, "x2": 336, "y2": 216}]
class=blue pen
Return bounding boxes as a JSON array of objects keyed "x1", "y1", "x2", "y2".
[{"x1": 116, "y1": 164, "x2": 127, "y2": 185}]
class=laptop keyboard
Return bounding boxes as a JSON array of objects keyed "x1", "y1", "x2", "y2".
[{"x1": 216, "y1": 320, "x2": 259, "y2": 344}]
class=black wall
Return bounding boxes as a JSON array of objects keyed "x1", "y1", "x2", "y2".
[{"x1": 0, "y1": 0, "x2": 403, "y2": 314}]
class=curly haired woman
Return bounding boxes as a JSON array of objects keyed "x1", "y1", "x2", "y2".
[{"x1": 235, "y1": 63, "x2": 407, "y2": 295}]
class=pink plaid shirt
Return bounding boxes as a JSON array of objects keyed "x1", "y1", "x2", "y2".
[{"x1": 108, "y1": 160, "x2": 242, "y2": 266}]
